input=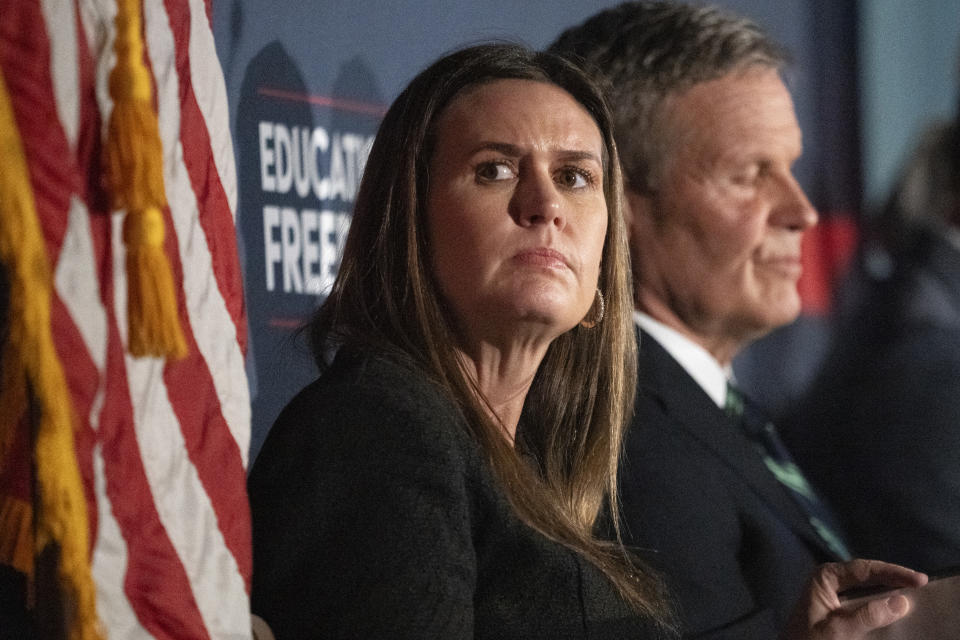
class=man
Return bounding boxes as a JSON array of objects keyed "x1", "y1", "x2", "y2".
[{"x1": 550, "y1": 3, "x2": 850, "y2": 637}]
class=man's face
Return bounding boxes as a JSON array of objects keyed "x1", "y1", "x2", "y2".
[{"x1": 628, "y1": 67, "x2": 817, "y2": 358}]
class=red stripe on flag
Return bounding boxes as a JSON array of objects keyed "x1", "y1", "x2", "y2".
[
  {"x1": 96, "y1": 296, "x2": 212, "y2": 640},
  {"x1": 799, "y1": 214, "x2": 859, "y2": 315},
  {"x1": 160, "y1": 197, "x2": 253, "y2": 590},
  {"x1": 161, "y1": 0, "x2": 248, "y2": 354},
  {"x1": 148, "y1": 0, "x2": 252, "y2": 589},
  {"x1": 202, "y1": 0, "x2": 213, "y2": 29},
  {"x1": 0, "y1": 0, "x2": 78, "y2": 263},
  {"x1": 73, "y1": 0, "x2": 110, "y2": 215}
]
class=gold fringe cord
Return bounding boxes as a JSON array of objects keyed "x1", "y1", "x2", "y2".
[
  {"x1": 105, "y1": 0, "x2": 187, "y2": 359},
  {"x1": 0, "y1": 66, "x2": 104, "y2": 640}
]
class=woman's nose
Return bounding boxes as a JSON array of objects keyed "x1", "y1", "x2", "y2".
[{"x1": 510, "y1": 170, "x2": 565, "y2": 229}]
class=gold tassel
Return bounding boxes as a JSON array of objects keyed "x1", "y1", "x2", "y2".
[
  {"x1": 0, "y1": 67, "x2": 104, "y2": 640},
  {"x1": 105, "y1": 0, "x2": 187, "y2": 359},
  {"x1": 123, "y1": 205, "x2": 188, "y2": 356}
]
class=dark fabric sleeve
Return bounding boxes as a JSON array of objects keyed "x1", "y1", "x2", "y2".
[
  {"x1": 618, "y1": 412, "x2": 780, "y2": 639},
  {"x1": 841, "y1": 331, "x2": 960, "y2": 573},
  {"x1": 248, "y1": 376, "x2": 478, "y2": 639}
]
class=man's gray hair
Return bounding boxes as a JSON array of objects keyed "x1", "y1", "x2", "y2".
[{"x1": 549, "y1": 1, "x2": 788, "y2": 193}]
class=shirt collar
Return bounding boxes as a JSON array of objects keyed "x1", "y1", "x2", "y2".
[{"x1": 634, "y1": 311, "x2": 730, "y2": 408}]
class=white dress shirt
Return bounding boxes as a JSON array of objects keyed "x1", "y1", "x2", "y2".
[{"x1": 634, "y1": 311, "x2": 731, "y2": 408}]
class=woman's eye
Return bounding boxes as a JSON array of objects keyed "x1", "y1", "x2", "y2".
[
  {"x1": 476, "y1": 162, "x2": 515, "y2": 182},
  {"x1": 557, "y1": 167, "x2": 592, "y2": 189}
]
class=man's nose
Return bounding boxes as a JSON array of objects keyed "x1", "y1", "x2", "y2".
[{"x1": 773, "y1": 173, "x2": 818, "y2": 231}]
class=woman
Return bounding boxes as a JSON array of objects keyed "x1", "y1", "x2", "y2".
[{"x1": 248, "y1": 44, "x2": 925, "y2": 639}]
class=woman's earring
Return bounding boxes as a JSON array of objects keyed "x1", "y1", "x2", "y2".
[{"x1": 580, "y1": 289, "x2": 605, "y2": 329}]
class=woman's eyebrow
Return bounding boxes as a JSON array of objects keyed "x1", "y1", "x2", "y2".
[
  {"x1": 469, "y1": 141, "x2": 523, "y2": 156},
  {"x1": 556, "y1": 150, "x2": 603, "y2": 165},
  {"x1": 469, "y1": 141, "x2": 601, "y2": 165}
]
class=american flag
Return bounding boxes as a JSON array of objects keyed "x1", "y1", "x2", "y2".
[{"x1": 0, "y1": 0, "x2": 252, "y2": 638}]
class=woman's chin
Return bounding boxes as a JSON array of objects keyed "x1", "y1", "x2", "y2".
[
  {"x1": 455, "y1": 289, "x2": 591, "y2": 342},
  {"x1": 505, "y1": 300, "x2": 585, "y2": 334}
]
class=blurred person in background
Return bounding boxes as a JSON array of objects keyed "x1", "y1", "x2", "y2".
[{"x1": 786, "y1": 54, "x2": 960, "y2": 575}]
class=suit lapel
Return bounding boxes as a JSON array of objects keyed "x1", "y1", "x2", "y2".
[{"x1": 637, "y1": 328, "x2": 840, "y2": 559}]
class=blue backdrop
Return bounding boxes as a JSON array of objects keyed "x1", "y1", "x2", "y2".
[{"x1": 210, "y1": 0, "x2": 863, "y2": 462}]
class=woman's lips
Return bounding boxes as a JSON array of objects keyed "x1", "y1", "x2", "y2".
[{"x1": 513, "y1": 247, "x2": 569, "y2": 269}]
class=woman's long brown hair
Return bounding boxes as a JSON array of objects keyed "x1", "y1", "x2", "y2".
[{"x1": 308, "y1": 43, "x2": 673, "y2": 626}]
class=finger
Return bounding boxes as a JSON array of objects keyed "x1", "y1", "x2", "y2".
[
  {"x1": 825, "y1": 594, "x2": 911, "y2": 637},
  {"x1": 831, "y1": 559, "x2": 928, "y2": 592}
]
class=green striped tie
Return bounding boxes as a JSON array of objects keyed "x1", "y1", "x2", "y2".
[{"x1": 725, "y1": 384, "x2": 852, "y2": 560}]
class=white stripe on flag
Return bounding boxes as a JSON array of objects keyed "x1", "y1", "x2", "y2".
[
  {"x1": 187, "y1": 0, "x2": 238, "y2": 216},
  {"x1": 40, "y1": 0, "x2": 80, "y2": 151},
  {"x1": 123, "y1": 352, "x2": 250, "y2": 639},
  {"x1": 91, "y1": 445, "x2": 155, "y2": 640},
  {"x1": 146, "y1": 0, "x2": 251, "y2": 466},
  {"x1": 56, "y1": 197, "x2": 108, "y2": 373},
  {"x1": 79, "y1": 0, "x2": 115, "y2": 127}
]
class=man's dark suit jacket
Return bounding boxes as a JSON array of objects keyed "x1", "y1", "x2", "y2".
[
  {"x1": 619, "y1": 329, "x2": 842, "y2": 638},
  {"x1": 787, "y1": 229, "x2": 960, "y2": 574},
  {"x1": 248, "y1": 345, "x2": 669, "y2": 640}
]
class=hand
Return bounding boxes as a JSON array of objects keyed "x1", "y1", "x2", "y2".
[{"x1": 780, "y1": 559, "x2": 928, "y2": 640}]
